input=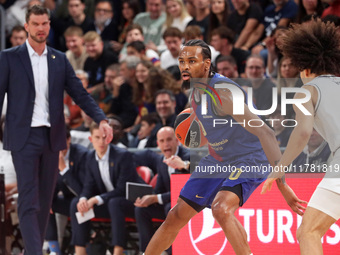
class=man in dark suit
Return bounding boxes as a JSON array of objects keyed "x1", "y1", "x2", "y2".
[
  {"x1": 70, "y1": 122, "x2": 143, "y2": 255},
  {"x1": 134, "y1": 127, "x2": 190, "y2": 253},
  {"x1": 45, "y1": 128, "x2": 89, "y2": 254},
  {"x1": 0, "y1": 5, "x2": 112, "y2": 255}
]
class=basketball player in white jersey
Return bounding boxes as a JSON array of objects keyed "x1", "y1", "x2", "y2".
[{"x1": 262, "y1": 19, "x2": 340, "y2": 255}]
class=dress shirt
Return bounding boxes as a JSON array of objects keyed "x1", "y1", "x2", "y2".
[
  {"x1": 95, "y1": 146, "x2": 113, "y2": 205},
  {"x1": 59, "y1": 149, "x2": 70, "y2": 176},
  {"x1": 157, "y1": 147, "x2": 179, "y2": 205},
  {"x1": 26, "y1": 40, "x2": 50, "y2": 127}
]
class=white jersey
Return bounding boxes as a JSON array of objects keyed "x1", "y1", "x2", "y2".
[{"x1": 308, "y1": 75, "x2": 340, "y2": 193}]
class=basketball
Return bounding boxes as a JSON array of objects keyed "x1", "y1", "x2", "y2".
[{"x1": 174, "y1": 108, "x2": 208, "y2": 148}]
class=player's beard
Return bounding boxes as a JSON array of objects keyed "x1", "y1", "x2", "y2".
[
  {"x1": 182, "y1": 79, "x2": 191, "y2": 90},
  {"x1": 31, "y1": 33, "x2": 48, "y2": 43}
]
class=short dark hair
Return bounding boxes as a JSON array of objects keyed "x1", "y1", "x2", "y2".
[
  {"x1": 183, "y1": 39, "x2": 211, "y2": 60},
  {"x1": 183, "y1": 25, "x2": 202, "y2": 40},
  {"x1": 11, "y1": 25, "x2": 26, "y2": 35},
  {"x1": 211, "y1": 26, "x2": 235, "y2": 44},
  {"x1": 26, "y1": 5, "x2": 50, "y2": 23},
  {"x1": 126, "y1": 24, "x2": 143, "y2": 35},
  {"x1": 141, "y1": 112, "x2": 160, "y2": 125},
  {"x1": 216, "y1": 55, "x2": 237, "y2": 66},
  {"x1": 278, "y1": 19, "x2": 340, "y2": 75},
  {"x1": 95, "y1": 0, "x2": 113, "y2": 11},
  {"x1": 127, "y1": 40, "x2": 146, "y2": 53},
  {"x1": 163, "y1": 27, "x2": 183, "y2": 40},
  {"x1": 155, "y1": 89, "x2": 176, "y2": 102}
]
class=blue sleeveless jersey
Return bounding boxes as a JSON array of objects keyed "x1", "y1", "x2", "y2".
[{"x1": 192, "y1": 73, "x2": 266, "y2": 162}]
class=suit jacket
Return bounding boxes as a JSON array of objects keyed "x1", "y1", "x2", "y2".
[
  {"x1": 56, "y1": 143, "x2": 89, "y2": 198},
  {"x1": 134, "y1": 146, "x2": 190, "y2": 204},
  {"x1": 81, "y1": 144, "x2": 144, "y2": 203},
  {"x1": 0, "y1": 43, "x2": 106, "y2": 152}
]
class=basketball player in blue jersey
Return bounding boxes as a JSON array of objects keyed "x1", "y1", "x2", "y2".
[
  {"x1": 262, "y1": 19, "x2": 340, "y2": 255},
  {"x1": 143, "y1": 39, "x2": 306, "y2": 255}
]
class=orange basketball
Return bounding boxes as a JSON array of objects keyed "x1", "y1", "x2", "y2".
[{"x1": 174, "y1": 108, "x2": 208, "y2": 148}]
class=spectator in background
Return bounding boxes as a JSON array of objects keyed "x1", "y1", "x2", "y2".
[
  {"x1": 50, "y1": 0, "x2": 93, "y2": 51},
  {"x1": 187, "y1": 0, "x2": 210, "y2": 41},
  {"x1": 83, "y1": 31, "x2": 118, "y2": 88},
  {"x1": 133, "y1": 0, "x2": 166, "y2": 47},
  {"x1": 322, "y1": 0, "x2": 340, "y2": 18},
  {"x1": 134, "y1": 127, "x2": 190, "y2": 254},
  {"x1": 215, "y1": 55, "x2": 240, "y2": 80},
  {"x1": 227, "y1": 0, "x2": 263, "y2": 50},
  {"x1": 127, "y1": 40, "x2": 160, "y2": 65},
  {"x1": 250, "y1": 0, "x2": 298, "y2": 57},
  {"x1": 164, "y1": 0, "x2": 192, "y2": 32},
  {"x1": 210, "y1": 26, "x2": 250, "y2": 75},
  {"x1": 89, "y1": 0, "x2": 119, "y2": 44},
  {"x1": 107, "y1": 115, "x2": 129, "y2": 148},
  {"x1": 111, "y1": 0, "x2": 141, "y2": 52},
  {"x1": 70, "y1": 123, "x2": 143, "y2": 255},
  {"x1": 131, "y1": 112, "x2": 160, "y2": 148},
  {"x1": 244, "y1": 55, "x2": 276, "y2": 112},
  {"x1": 155, "y1": 0, "x2": 192, "y2": 52},
  {"x1": 160, "y1": 27, "x2": 183, "y2": 70},
  {"x1": 183, "y1": 25, "x2": 220, "y2": 63},
  {"x1": 208, "y1": 0, "x2": 230, "y2": 42},
  {"x1": 185, "y1": 0, "x2": 196, "y2": 17},
  {"x1": 268, "y1": 107, "x2": 293, "y2": 148},
  {"x1": 119, "y1": 24, "x2": 160, "y2": 63},
  {"x1": 110, "y1": 57, "x2": 140, "y2": 129},
  {"x1": 296, "y1": 0, "x2": 324, "y2": 23},
  {"x1": 292, "y1": 129, "x2": 331, "y2": 172},
  {"x1": 64, "y1": 70, "x2": 90, "y2": 128},
  {"x1": 276, "y1": 56, "x2": 302, "y2": 91},
  {"x1": 155, "y1": 89, "x2": 177, "y2": 127},
  {"x1": 64, "y1": 26, "x2": 88, "y2": 71},
  {"x1": 9, "y1": 25, "x2": 27, "y2": 47}
]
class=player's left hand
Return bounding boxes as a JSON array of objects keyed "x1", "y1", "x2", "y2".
[
  {"x1": 278, "y1": 184, "x2": 307, "y2": 216},
  {"x1": 261, "y1": 178, "x2": 276, "y2": 194},
  {"x1": 99, "y1": 120, "x2": 113, "y2": 144}
]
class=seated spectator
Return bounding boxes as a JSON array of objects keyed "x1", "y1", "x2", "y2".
[
  {"x1": 183, "y1": 25, "x2": 220, "y2": 63},
  {"x1": 50, "y1": 0, "x2": 93, "y2": 51},
  {"x1": 208, "y1": 0, "x2": 229, "y2": 43},
  {"x1": 156, "y1": 0, "x2": 192, "y2": 52},
  {"x1": 133, "y1": 0, "x2": 166, "y2": 48},
  {"x1": 243, "y1": 55, "x2": 276, "y2": 112},
  {"x1": 227, "y1": 0, "x2": 263, "y2": 50},
  {"x1": 83, "y1": 31, "x2": 118, "y2": 88},
  {"x1": 186, "y1": 0, "x2": 210, "y2": 41},
  {"x1": 134, "y1": 127, "x2": 190, "y2": 253},
  {"x1": 64, "y1": 26, "x2": 89, "y2": 71},
  {"x1": 215, "y1": 55, "x2": 240, "y2": 80},
  {"x1": 296, "y1": 0, "x2": 324, "y2": 23},
  {"x1": 45, "y1": 128, "x2": 88, "y2": 255},
  {"x1": 70, "y1": 122, "x2": 144, "y2": 255},
  {"x1": 276, "y1": 56, "x2": 302, "y2": 90},
  {"x1": 127, "y1": 40, "x2": 160, "y2": 65},
  {"x1": 112, "y1": 0, "x2": 141, "y2": 53},
  {"x1": 64, "y1": 70, "x2": 89, "y2": 128},
  {"x1": 292, "y1": 129, "x2": 331, "y2": 172},
  {"x1": 110, "y1": 57, "x2": 140, "y2": 129},
  {"x1": 210, "y1": 26, "x2": 250, "y2": 75},
  {"x1": 88, "y1": 0, "x2": 119, "y2": 44},
  {"x1": 130, "y1": 112, "x2": 160, "y2": 148},
  {"x1": 160, "y1": 27, "x2": 183, "y2": 70},
  {"x1": 155, "y1": 89, "x2": 177, "y2": 127},
  {"x1": 250, "y1": 0, "x2": 298, "y2": 59},
  {"x1": 119, "y1": 24, "x2": 160, "y2": 62},
  {"x1": 265, "y1": 26, "x2": 288, "y2": 78},
  {"x1": 107, "y1": 115, "x2": 129, "y2": 148},
  {"x1": 9, "y1": 25, "x2": 27, "y2": 47}
]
